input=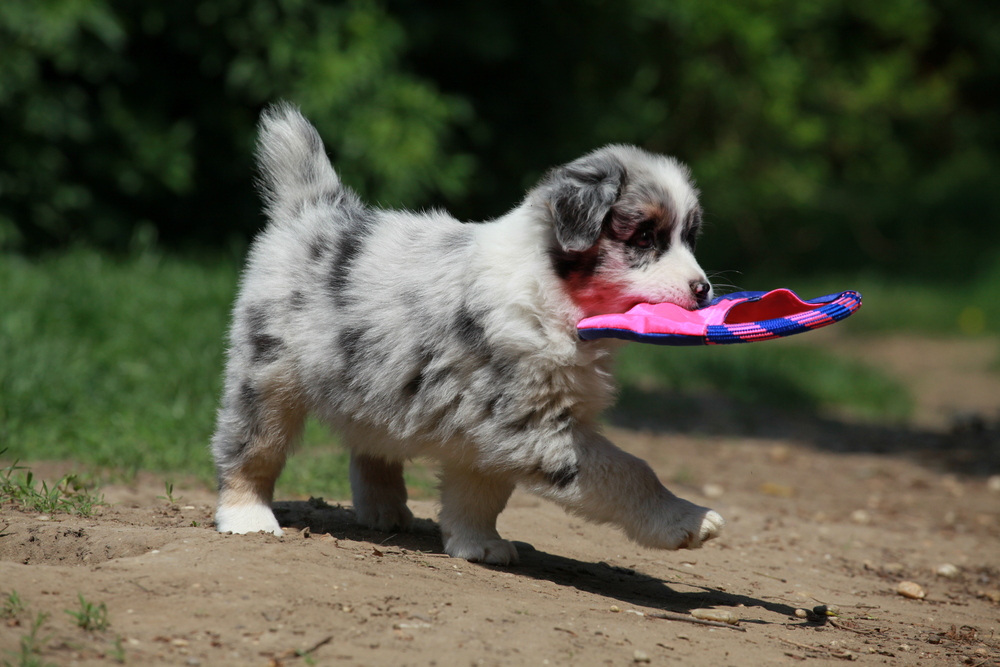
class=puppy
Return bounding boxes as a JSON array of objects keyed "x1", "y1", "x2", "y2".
[{"x1": 212, "y1": 103, "x2": 724, "y2": 564}]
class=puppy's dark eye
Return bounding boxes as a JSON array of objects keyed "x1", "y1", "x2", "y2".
[{"x1": 632, "y1": 229, "x2": 655, "y2": 249}]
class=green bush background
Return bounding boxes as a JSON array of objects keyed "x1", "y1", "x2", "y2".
[{"x1": 3, "y1": 0, "x2": 998, "y2": 278}]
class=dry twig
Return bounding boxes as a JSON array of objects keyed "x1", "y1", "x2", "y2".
[{"x1": 647, "y1": 611, "x2": 747, "y2": 632}]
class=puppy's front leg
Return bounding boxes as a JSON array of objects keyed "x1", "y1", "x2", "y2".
[
  {"x1": 438, "y1": 464, "x2": 518, "y2": 565},
  {"x1": 528, "y1": 429, "x2": 724, "y2": 550}
]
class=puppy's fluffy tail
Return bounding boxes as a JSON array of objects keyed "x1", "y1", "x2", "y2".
[{"x1": 255, "y1": 102, "x2": 340, "y2": 218}]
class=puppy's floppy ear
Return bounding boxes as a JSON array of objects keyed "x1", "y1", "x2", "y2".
[{"x1": 541, "y1": 152, "x2": 625, "y2": 252}]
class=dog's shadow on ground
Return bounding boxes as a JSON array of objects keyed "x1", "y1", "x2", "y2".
[
  {"x1": 273, "y1": 499, "x2": 797, "y2": 620},
  {"x1": 611, "y1": 387, "x2": 1000, "y2": 476}
]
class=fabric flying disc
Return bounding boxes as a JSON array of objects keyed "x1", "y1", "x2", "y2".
[{"x1": 577, "y1": 289, "x2": 862, "y2": 346}]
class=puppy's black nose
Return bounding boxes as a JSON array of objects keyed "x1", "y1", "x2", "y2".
[{"x1": 690, "y1": 280, "x2": 712, "y2": 306}]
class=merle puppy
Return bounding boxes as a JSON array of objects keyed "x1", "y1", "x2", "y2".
[{"x1": 212, "y1": 103, "x2": 724, "y2": 564}]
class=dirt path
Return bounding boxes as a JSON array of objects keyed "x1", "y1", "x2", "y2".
[{"x1": 2, "y1": 336, "x2": 999, "y2": 666}]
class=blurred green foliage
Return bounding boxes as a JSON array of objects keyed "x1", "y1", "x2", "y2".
[
  {"x1": 1, "y1": 0, "x2": 998, "y2": 278},
  {"x1": 0, "y1": 0, "x2": 470, "y2": 251}
]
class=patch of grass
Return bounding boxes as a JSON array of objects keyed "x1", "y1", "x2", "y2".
[
  {"x1": 0, "y1": 249, "x2": 236, "y2": 480},
  {"x1": 0, "y1": 453, "x2": 104, "y2": 517},
  {"x1": 1, "y1": 591, "x2": 27, "y2": 620},
  {"x1": 65, "y1": 594, "x2": 109, "y2": 632},
  {"x1": 1, "y1": 610, "x2": 54, "y2": 667}
]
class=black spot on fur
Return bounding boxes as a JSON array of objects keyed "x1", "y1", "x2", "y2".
[
  {"x1": 549, "y1": 245, "x2": 602, "y2": 281},
  {"x1": 252, "y1": 334, "x2": 283, "y2": 364},
  {"x1": 455, "y1": 306, "x2": 488, "y2": 351},
  {"x1": 338, "y1": 326, "x2": 365, "y2": 375},
  {"x1": 245, "y1": 305, "x2": 283, "y2": 364},
  {"x1": 308, "y1": 236, "x2": 331, "y2": 262},
  {"x1": 239, "y1": 381, "x2": 258, "y2": 410},
  {"x1": 505, "y1": 409, "x2": 538, "y2": 433},
  {"x1": 289, "y1": 290, "x2": 305, "y2": 310},
  {"x1": 402, "y1": 350, "x2": 433, "y2": 398},
  {"x1": 542, "y1": 464, "x2": 578, "y2": 488},
  {"x1": 327, "y1": 205, "x2": 376, "y2": 306},
  {"x1": 683, "y1": 207, "x2": 703, "y2": 250}
]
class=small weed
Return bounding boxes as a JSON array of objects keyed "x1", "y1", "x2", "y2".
[
  {"x1": 108, "y1": 635, "x2": 126, "y2": 664},
  {"x1": 1, "y1": 590, "x2": 26, "y2": 620},
  {"x1": 0, "y1": 451, "x2": 104, "y2": 517},
  {"x1": 157, "y1": 481, "x2": 180, "y2": 505},
  {"x1": 1, "y1": 611, "x2": 55, "y2": 667},
  {"x1": 65, "y1": 594, "x2": 109, "y2": 632}
]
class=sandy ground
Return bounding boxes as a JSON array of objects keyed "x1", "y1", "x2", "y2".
[{"x1": 1, "y1": 335, "x2": 999, "y2": 667}]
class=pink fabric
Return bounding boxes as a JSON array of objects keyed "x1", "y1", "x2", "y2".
[{"x1": 578, "y1": 288, "x2": 821, "y2": 335}]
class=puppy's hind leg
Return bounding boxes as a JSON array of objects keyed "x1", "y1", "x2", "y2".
[
  {"x1": 438, "y1": 465, "x2": 518, "y2": 565},
  {"x1": 350, "y1": 451, "x2": 414, "y2": 532},
  {"x1": 212, "y1": 379, "x2": 306, "y2": 536}
]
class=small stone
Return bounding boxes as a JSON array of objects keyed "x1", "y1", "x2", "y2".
[
  {"x1": 794, "y1": 609, "x2": 809, "y2": 618},
  {"x1": 609, "y1": 605, "x2": 621, "y2": 613},
  {"x1": 633, "y1": 649, "x2": 651, "y2": 663},
  {"x1": 171, "y1": 638, "x2": 190, "y2": 647},
  {"x1": 897, "y1": 581, "x2": 926, "y2": 600},
  {"x1": 935, "y1": 563, "x2": 960, "y2": 579},
  {"x1": 850, "y1": 509, "x2": 871, "y2": 525},
  {"x1": 769, "y1": 445, "x2": 792, "y2": 463},
  {"x1": 759, "y1": 482, "x2": 795, "y2": 498},
  {"x1": 702, "y1": 483, "x2": 725, "y2": 499},
  {"x1": 690, "y1": 608, "x2": 740, "y2": 624},
  {"x1": 37, "y1": 515, "x2": 51, "y2": 521}
]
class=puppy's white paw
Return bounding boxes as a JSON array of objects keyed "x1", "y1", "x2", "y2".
[
  {"x1": 680, "y1": 509, "x2": 725, "y2": 549},
  {"x1": 215, "y1": 502, "x2": 283, "y2": 536},
  {"x1": 444, "y1": 534, "x2": 519, "y2": 566},
  {"x1": 354, "y1": 498, "x2": 414, "y2": 532},
  {"x1": 641, "y1": 499, "x2": 724, "y2": 550}
]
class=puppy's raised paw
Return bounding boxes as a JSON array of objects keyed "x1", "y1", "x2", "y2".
[
  {"x1": 677, "y1": 509, "x2": 725, "y2": 549},
  {"x1": 444, "y1": 535, "x2": 520, "y2": 566},
  {"x1": 636, "y1": 498, "x2": 725, "y2": 551}
]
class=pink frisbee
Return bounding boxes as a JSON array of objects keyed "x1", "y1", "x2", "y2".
[{"x1": 577, "y1": 289, "x2": 862, "y2": 346}]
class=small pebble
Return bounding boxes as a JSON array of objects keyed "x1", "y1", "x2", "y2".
[
  {"x1": 37, "y1": 515, "x2": 51, "y2": 521},
  {"x1": 690, "y1": 608, "x2": 740, "y2": 624},
  {"x1": 850, "y1": 509, "x2": 871, "y2": 525},
  {"x1": 987, "y1": 475, "x2": 1000, "y2": 493},
  {"x1": 897, "y1": 581, "x2": 926, "y2": 600},
  {"x1": 794, "y1": 608, "x2": 809, "y2": 618},
  {"x1": 609, "y1": 605, "x2": 621, "y2": 613},
  {"x1": 935, "y1": 563, "x2": 960, "y2": 579},
  {"x1": 633, "y1": 649, "x2": 650, "y2": 663},
  {"x1": 702, "y1": 483, "x2": 725, "y2": 499}
]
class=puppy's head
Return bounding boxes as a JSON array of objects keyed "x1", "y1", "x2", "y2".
[{"x1": 534, "y1": 145, "x2": 711, "y2": 318}]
